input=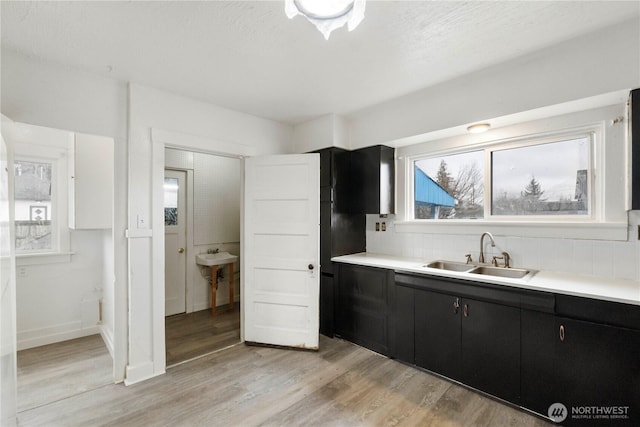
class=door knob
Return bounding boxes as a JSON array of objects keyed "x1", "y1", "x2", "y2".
[
  {"x1": 308, "y1": 264, "x2": 314, "y2": 270},
  {"x1": 178, "y1": 247, "x2": 185, "y2": 253}
]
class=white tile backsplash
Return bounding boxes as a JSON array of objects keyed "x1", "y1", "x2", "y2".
[{"x1": 365, "y1": 214, "x2": 640, "y2": 282}]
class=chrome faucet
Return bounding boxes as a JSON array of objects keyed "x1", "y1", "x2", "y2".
[{"x1": 479, "y1": 232, "x2": 496, "y2": 264}]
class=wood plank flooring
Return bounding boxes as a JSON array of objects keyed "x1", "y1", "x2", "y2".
[
  {"x1": 17, "y1": 335, "x2": 552, "y2": 427},
  {"x1": 17, "y1": 334, "x2": 112, "y2": 413},
  {"x1": 165, "y1": 304, "x2": 241, "y2": 366}
]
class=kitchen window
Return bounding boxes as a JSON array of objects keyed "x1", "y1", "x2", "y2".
[
  {"x1": 396, "y1": 101, "x2": 629, "y2": 240},
  {"x1": 412, "y1": 134, "x2": 592, "y2": 221}
]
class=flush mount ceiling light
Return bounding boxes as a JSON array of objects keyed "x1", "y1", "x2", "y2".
[
  {"x1": 466, "y1": 123, "x2": 491, "y2": 134},
  {"x1": 285, "y1": 0, "x2": 366, "y2": 40}
]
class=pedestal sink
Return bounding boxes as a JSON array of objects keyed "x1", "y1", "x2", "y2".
[
  {"x1": 196, "y1": 252, "x2": 238, "y2": 315},
  {"x1": 196, "y1": 251, "x2": 238, "y2": 266}
]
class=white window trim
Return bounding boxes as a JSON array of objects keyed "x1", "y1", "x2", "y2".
[
  {"x1": 395, "y1": 103, "x2": 629, "y2": 241},
  {"x1": 13, "y1": 139, "x2": 72, "y2": 263}
]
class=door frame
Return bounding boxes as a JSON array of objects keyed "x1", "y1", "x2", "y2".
[{"x1": 151, "y1": 128, "x2": 254, "y2": 369}]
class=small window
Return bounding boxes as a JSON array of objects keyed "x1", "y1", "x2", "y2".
[
  {"x1": 491, "y1": 137, "x2": 590, "y2": 216},
  {"x1": 164, "y1": 178, "x2": 179, "y2": 226},
  {"x1": 414, "y1": 151, "x2": 484, "y2": 219},
  {"x1": 14, "y1": 159, "x2": 53, "y2": 252}
]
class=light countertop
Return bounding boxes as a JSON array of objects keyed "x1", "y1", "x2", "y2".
[{"x1": 332, "y1": 252, "x2": 640, "y2": 306}]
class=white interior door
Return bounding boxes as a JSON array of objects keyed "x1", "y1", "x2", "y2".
[
  {"x1": 0, "y1": 125, "x2": 18, "y2": 426},
  {"x1": 164, "y1": 170, "x2": 187, "y2": 316},
  {"x1": 243, "y1": 154, "x2": 320, "y2": 349}
]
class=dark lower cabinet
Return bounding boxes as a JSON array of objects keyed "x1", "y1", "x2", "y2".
[
  {"x1": 415, "y1": 290, "x2": 461, "y2": 380},
  {"x1": 554, "y1": 317, "x2": 640, "y2": 426},
  {"x1": 460, "y1": 298, "x2": 520, "y2": 403},
  {"x1": 335, "y1": 264, "x2": 392, "y2": 355},
  {"x1": 523, "y1": 303, "x2": 640, "y2": 425},
  {"x1": 320, "y1": 274, "x2": 334, "y2": 337},
  {"x1": 414, "y1": 288, "x2": 520, "y2": 404},
  {"x1": 339, "y1": 265, "x2": 640, "y2": 425},
  {"x1": 390, "y1": 283, "x2": 415, "y2": 364},
  {"x1": 521, "y1": 309, "x2": 557, "y2": 416}
]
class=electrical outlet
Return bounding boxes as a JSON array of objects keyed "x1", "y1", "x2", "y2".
[
  {"x1": 18, "y1": 266, "x2": 27, "y2": 278},
  {"x1": 381, "y1": 222, "x2": 387, "y2": 231},
  {"x1": 637, "y1": 225, "x2": 640, "y2": 240},
  {"x1": 375, "y1": 222, "x2": 380, "y2": 231}
]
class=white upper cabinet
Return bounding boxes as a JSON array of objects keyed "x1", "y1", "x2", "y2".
[{"x1": 68, "y1": 133, "x2": 113, "y2": 229}]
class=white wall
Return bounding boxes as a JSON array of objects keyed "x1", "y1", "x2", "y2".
[
  {"x1": 127, "y1": 83, "x2": 292, "y2": 385},
  {"x1": 16, "y1": 230, "x2": 105, "y2": 350},
  {"x1": 347, "y1": 19, "x2": 640, "y2": 149},
  {"x1": 292, "y1": 114, "x2": 349, "y2": 153},
  {"x1": 1, "y1": 49, "x2": 128, "y2": 381}
]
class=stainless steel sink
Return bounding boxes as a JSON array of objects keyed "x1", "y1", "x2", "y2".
[
  {"x1": 469, "y1": 265, "x2": 532, "y2": 279},
  {"x1": 424, "y1": 260, "x2": 474, "y2": 272}
]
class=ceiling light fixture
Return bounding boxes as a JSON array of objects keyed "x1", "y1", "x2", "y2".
[
  {"x1": 466, "y1": 123, "x2": 491, "y2": 134},
  {"x1": 285, "y1": 0, "x2": 366, "y2": 40}
]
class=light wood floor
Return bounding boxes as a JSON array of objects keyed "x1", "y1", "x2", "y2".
[
  {"x1": 165, "y1": 304, "x2": 241, "y2": 366},
  {"x1": 17, "y1": 335, "x2": 552, "y2": 427},
  {"x1": 17, "y1": 334, "x2": 112, "y2": 413}
]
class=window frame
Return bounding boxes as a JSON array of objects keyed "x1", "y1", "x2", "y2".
[
  {"x1": 12, "y1": 136, "x2": 72, "y2": 263},
  {"x1": 395, "y1": 103, "x2": 629, "y2": 241}
]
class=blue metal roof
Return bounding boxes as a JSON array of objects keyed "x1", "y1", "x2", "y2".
[{"x1": 415, "y1": 166, "x2": 456, "y2": 207}]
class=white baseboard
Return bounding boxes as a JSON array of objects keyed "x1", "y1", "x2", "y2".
[
  {"x1": 17, "y1": 321, "x2": 101, "y2": 351},
  {"x1": 100, "y1": 324, "x2": 115, "y2": 359},
  {"x1": 124, "y1": 361, "x2": 163, "y2": 386}
]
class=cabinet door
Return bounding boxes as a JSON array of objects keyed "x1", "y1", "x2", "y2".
[
  {"x1": 415, "y1": 290, "x2": 461, "y2": 380},
  {"x1": 521, "y1": 309, "x2": 557, "y2": 416},
  {"x1": 390, "y1": 284, "x2": 414, "y2": 363},
  {"x1": 69, "y1": 133, "x2": 113, "y2": 229},
  {"x1": 461, "y1": 298, "x2": 520, "y2": 404},
  {"x1": 319, "y1": 274, "x2": 334, "y2": 337},
  {"x1": 335, "y1": 264, "x2": 390, "y2": 355},
  {"x1": 555, "y1": 317, "x2": 640, "y2": 420}
]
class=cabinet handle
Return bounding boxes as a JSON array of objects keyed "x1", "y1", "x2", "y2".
[
  {"x1": 453, "y1": 298, "x2": 460, "y2": 314},
  {"x1": 559, "y1": 324, "x2": 565, "y2": 342},
  {"x1": 463, "y1": 303, "x2": 469, "y2": 318}
]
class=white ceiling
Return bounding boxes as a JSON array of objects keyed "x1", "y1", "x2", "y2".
[{"x1": 2, "y1": 1, "x2": 638, "y2": 125}]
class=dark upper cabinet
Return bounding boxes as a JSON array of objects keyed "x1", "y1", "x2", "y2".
[
  {"x1": 317, "y1": 148, "x2": 365, "y2": 276},
  {"x1": 631, "y1": 88, "x2": 640, "y2": 210},
  {"x1": 350, "y1": 145, "x2": 395, "y2": 214}
]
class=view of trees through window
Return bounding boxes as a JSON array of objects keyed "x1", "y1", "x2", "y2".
[
  {"x1": 414, "y1": 151, "x2": 484, "y2": 219},
  {"x1": 14, "y1": 160, "x2": 53, "y2": 251},
  {"x1": 492, "y1": 137, "x2": 589, "y2": 216},
  {"x1": 413, "y1": 136, "x2": 590, "y2": 219}
]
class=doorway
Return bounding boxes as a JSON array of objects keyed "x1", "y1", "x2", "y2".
[
  {"x1": 164, "y1": 148, "x2": 241, "y2": 366},
  {"x1": 3, "y1": 121, "x2": 117, "y2": 414}
]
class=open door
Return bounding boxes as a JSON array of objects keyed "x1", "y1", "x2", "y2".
[
  {"x1": 243, "y1": 154, "x2": 320, "y2": 349},
  {"x1": 0, "y1": 119, "x2": 18, "y2": 426},
  {"x1": 164, "y1": 169, "x2": 187, "y2": 316}
]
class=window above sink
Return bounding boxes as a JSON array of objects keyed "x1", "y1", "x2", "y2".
[{"x1": 395, "y1": 99, "x2": 629, "y2": 241}]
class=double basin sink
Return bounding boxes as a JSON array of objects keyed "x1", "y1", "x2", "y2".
[{"x1": 424, "y1": 260, "x2": 536, "y2": 280}]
